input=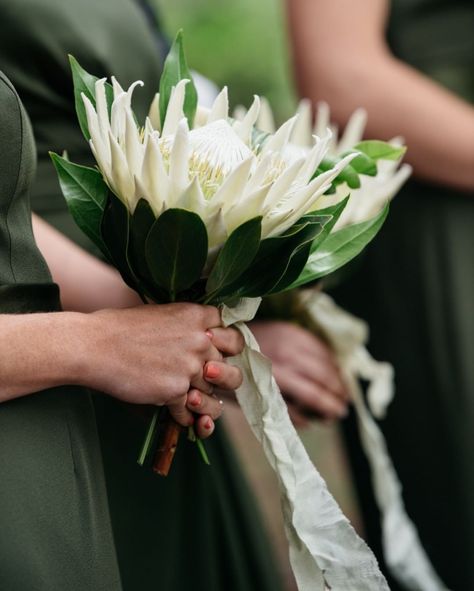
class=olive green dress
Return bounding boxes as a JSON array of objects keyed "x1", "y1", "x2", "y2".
[
  {"x1": 0, "y1": 2, "x2": 284, "y2": 590},
  {"x1": 334, "y1": 1, "x2": 474, "y2": 589},
  {"x1": 0, "y1": 71, "x2": 122, "y2": 591}
]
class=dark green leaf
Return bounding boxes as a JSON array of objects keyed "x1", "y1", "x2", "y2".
[
  {"x1": 354, "y1": 140, "x2": 406, "y2": 161},
  {"x1": 145, "y1": 208, "x2": 208, "y2": 298},
  {"x1": 159, "y1": 31, "x2": 198, "y2": 129},
  {"x1": 309, "y1": 196, "x2": 350, "y2": 252},
  {"x1": 223, "y1": 215, "x2": 330, "y2": 298},
  {"x1": 101, "y1": 193, "x2": 138, "y2": 291},
  {"x1": 286, "y1": 204, "x2": 389, "y2": 290},
  {"x1": 69, "y1": 55, "x2": 114, "y2": 141},
  {"x1": 206, "y1": 217, "x2": 262, "y2": 296},
  {"x1": 50, "y1": 152, "x2": 110, "y2": 258}
]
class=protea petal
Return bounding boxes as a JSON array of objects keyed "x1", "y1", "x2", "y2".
[
  {"x1": 224, "y1": 183, "x2": 271, "y2": 234},
  {"x1": 262, "y1": 157, "x2": 306, "y2": 210},
  {"x1": 174, "y1": 176, "x2": 207, "y2": 217},
  {"x1": 111, "y1": 76, "x2": 125, "y2": 100},
  {"x1": 147, "y1": 93, "x2": 160, "y2": 131},
  {"x1": 207, "y1": 86, "x2": 229, "y2": 123},
  {"x1": 94, "y1": 78, "x2": 110, "y2": 139},
  {"x1": 261, "y1": 115, "x2": 298, "y2": 155},
  {"x1": 141, "y1": 132, "x2": 169, "y2": 214},
  {"x1": 337, "y1": 108, "x2": 367, "y2": 153},
  {"x1": 82, "y1": 94, "x2": 110, "y2": 170},
  {"x1": 210, "y1": 157, "x2": 254, "y2": 214},
  {"x1": 256, "y1": 97, "x2": 276, "y2": 134},
  {"x1": 124, "y1": 109, "x2": 143, "y2": 178},
  {"x1": 162, "y1": 79, "x2": 188, "y2": 137},
  {"x1": 292, "y1": 99, "x2": 313, "y2": 147},
  {"x1": 108, "y1": 129, "x2": 135, "y2": 207},
  {"x1": 205, "y1": 207, "x2": 227, "y2": 248},
  {"x1": 233, "y1": 95, "x2": 260, "y2": 144},
  {"x1": 168, "y1": 118, "x2": 190, "y2": 204}
]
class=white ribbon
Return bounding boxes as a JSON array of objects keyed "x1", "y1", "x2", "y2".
[
  {"x1": 222, "y1": 298, "x2": 389, "y2": 591},
  {"x1": 296, "y1": 289, "x2": 450, "y2": 591}
]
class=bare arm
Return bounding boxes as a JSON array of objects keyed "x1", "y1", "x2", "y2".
[
  {"x1": 287, "y1": 0, "x2": 474, "y2": 191},
  {"x1": 32, "y1": 214, "x2": 140, "y2": 312}
]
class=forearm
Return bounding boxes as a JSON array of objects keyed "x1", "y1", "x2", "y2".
[
  {"x1": 287, "y1": 0, "x2": 474, "y2": 191},
  {"x1": 0, "y1": 312, "x2": 84, "y2": 401},
  {"x1": 32, "y1": 215, "x2": 140, "y2": 311}
]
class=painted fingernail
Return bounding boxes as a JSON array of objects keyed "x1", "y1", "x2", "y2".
[
  {"x1": 204, "y1": 419, "x2": 212, "y2": 430},
  {"x1": 205, "y1": 364, "x2": 220, "y2": 379},
  {"x1": 189, "y1": 391, "x2": 202, "y2": 407}
]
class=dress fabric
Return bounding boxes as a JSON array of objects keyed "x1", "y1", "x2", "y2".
[
  {"x1": 0, "y1": 71, "x2": 122, "y2": 591},
  {"x1": 333, "y1": 1, "x2": 474, "y2": 589},
  {"x1": 0, "y1": 2, "x2": 284, "y2": 590}
]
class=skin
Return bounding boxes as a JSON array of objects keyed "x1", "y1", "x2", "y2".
[
  {"x1": 34, "y1": 216, "x2": 349, "y2": 424},
  {"x1": 287, "y1": 0, "x2": 474, "y2": 191}
]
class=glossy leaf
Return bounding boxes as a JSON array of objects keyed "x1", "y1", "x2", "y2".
[
  {"x1": 344, "y1": 151, "x2": 377, "y2": 176},
  {"x1": 309, "y1": 196, "x2": 350, "y2": 252},
  {"x1": 224, "y1": 214, "x2": 330, "y2": 298},
  {"x1": 101, "y1": 193, "x2": 138, "y2": 291},
  {"x1": 287, "y1": 204, "x2": 389, "y2": 290},
  {"x1": 69, "y1": 55, "x2": 114, "y2": 141},
  {"x1": 50, "y1": 152, "x2": 110, "y2": 258},
  {"x1": 145, "y1": 208, "x2": 208, "y2": 298},
  {"x1": 159, "y1": 30, "x2": 198, "y2": 129},
  {"x1": 354, "y1": 140, "x2": 406, "y2": 161},
  {"x1": 206, "y1": 216, "x2": 262, "y2": 297}
]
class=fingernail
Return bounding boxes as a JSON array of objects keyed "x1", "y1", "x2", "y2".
[
  {"x1": 189, "y1": 392, "x2": 202, "y2": 407},
  {"x1": 204, "y1": 419, "x2": 212, "y2": 430},
  {"x1": 205, "y1": 364, "x2": 220, "y2": 379},
  {"x1": 205, "y1": 330, "x2": 213, "y2": 339}
]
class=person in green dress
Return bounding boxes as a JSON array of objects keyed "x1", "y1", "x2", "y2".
[
  {"x1": 0, "y1": 2, "x2": 353, "y2": 589},
  {"x1": 0, "y1": 70, "x2": 246, "y2": 590},
  {"x1": 287, "y1": 0, "x2": 474, "y2": 588}
]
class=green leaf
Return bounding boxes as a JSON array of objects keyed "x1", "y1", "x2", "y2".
[
  {"x1": 206, "y1": 217, "x2": 262, "y2": 297},
  {"x1": 69, "y1": 55, "x2": 114, "y2": 141},
  {"x1": 159, "y1": 31, "x2": 198, "y2": 129},
  {"x1": 344, "y1": 151, "x2": 378, "y2": 176},
  {"x1": 316, "y1": 157, "x2": 360, "y2": 189},
  {"x1": 309, "y1": 196, "x2": 350, "y2": 253},
  {"x1": 224, "y1": 215, "x2": 330, "y2": 298},
  {"x1": 287, "y1": 204, "x2": 389, "y2": 290},
  {"x1": 354, "y1": 140, "x2": 406, "y2": 161},
  {"x1": 50, "y1": 152, "x2": 110, "y2": 258},
  {"x1": 145, "y1": 208, "x2": 208, "y2": 298},
  {"x1": 101, "y1": 193, "x2": 139, "y2": 291}
]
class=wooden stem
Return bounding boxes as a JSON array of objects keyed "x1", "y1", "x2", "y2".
[{"x1": 152, "y1": 411, "x2": 182, "y2": 476}]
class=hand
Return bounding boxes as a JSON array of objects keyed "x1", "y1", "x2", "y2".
[
  {"x1": 249, "y1": 320, "x2": 349, "y2": 425},
  {"x1": 76, "y1": 303, "x2": 243, "y2": 432}
]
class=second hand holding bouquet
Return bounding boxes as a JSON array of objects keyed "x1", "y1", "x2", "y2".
[{"x1": 51, "y1": 32, "x2": 408, "y2": 590}]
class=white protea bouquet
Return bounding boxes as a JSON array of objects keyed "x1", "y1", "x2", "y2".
[
  {"x1": 50, "y1": 32, "x2": 406, "y2": 473},
  {"x1": 49, "y1": 32, "x2": 413, "y2": 591}
]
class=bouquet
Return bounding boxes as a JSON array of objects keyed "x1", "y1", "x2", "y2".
[{"x1": 51, "y1": 32, "x2": 411, "y2": 590}]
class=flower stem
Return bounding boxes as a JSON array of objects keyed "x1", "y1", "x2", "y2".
[{"x1": 137, "y1": 408, "x2": 159, "y2": 466}]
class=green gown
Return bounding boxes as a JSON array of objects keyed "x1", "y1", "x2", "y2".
[
  {"x1": 0, "y1": 2, "x2": 284, "y2": 590},
  {"x1": 334, "y1": 1, "x2": 474, "y2": 589},
  {"x1": 0, "y1": 71, "x2": 123, "y2": 591}
]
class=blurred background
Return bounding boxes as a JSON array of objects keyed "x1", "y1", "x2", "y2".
[{"x1": 154, "y1": 1, "x2": 362, "y2": 589}]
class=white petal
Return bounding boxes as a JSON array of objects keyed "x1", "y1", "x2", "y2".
[
  {"x1": 205, "y1": 207, "x2": 228, "y2": 248},
  {"x1": 94, "y1": 78, "x2": 111, "y2": 139},
  {"x1": 207, "y1": 86, "x2": 229, "y2": 123},
  {"x1": 292, "y1": 99, "x2": 313, "y2": 147},
  {"x1": 261, "y1": 115, "x2": 298, "y2": 155},
  {"x1": 124, "y1": 110, "x2": 144, "y2": 178},
  {"x1": 337, "y1": 108, "x2": 367, "y2": 153},
  {"x1": 111, "y1": 76, "x2": 125, "y2": 100},
  {"x1": 244, "y1": 152, "x2": 273, "y2": 194},
  {"x1": 314, "y1": 101, "x2": 330, "y2": 138},
  {"x1": 168, "y1": 118, "x2": 190, "y2": 203},
  {"x1": 174, "y1": 176, "x2": 207, "y2": 217},
  {"x1": 147, "y1": 92, "x2": 160, "y2": 131},
  {"x1": 125, "y1": 80, "x2": 144, "y2": 106},
  {"x1": 111, "y1": 91, "x2": 128, "y2": 139},
  {"x1": 108, "y1": 130, "x2": 135, "y2": 209},
  {"x1": 82, "y1": 94, "x2": 110, "y2": 171},
  {"x1": 162, "y1": 79, "x2": 188, "y2": 137},
  {"x1": 256, "y1": 97, "x2": 276, "y2": 134},
  {"x1": 296, "y1": 131, "x2": 332, "y2": 186},
  {"x1": 262, "y1": 157, "x2": 305, "y2": 210},
  {"x1": 232, "y1": 105, "x2": 247, "y2": 122},
  {"x1": 194, "y1": 105, "x2": 211, "y2": 128},
  {"x1": 210, "y1": 157, "x2": 254, "y2": 214},
  {"x1": 224, "y1": 183, "x2": 271, "y2": 234},
  {"x1": 233, "y1": 95, "x2": 260, "y2": 144},
  {"x1": 141, "y1": 133, "x2": 169, "y2": 214}
]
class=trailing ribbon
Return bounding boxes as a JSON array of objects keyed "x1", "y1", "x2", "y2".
[
  {"x1": 222, "y1": 298, "x2": 389, "y2": 591},
  {"x1": 296, "y1": 289, "x2": 450, "y2": 591}
]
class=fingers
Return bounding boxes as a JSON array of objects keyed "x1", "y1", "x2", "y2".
[
  {"x1": 194, "y1": 415, "x2": 215, "y2": 439},
  {"x1": 206, "y1": 327, "x2": 244, "y2": 357},
  {"x1": 186, "y1": 388, "x2": 224, "y2": 420},
  {"x1": 273, "y1": 365, "x2": 348, "y2": 420},
  {"x1": 199, "y1": 305, "x2": 222, "y2": 330},
  {"x1": 203, "y1": 361, "x2": 243, "y2": 391},
  {"x1": 297, "y1": 350, "x2": 349, "y2": 401},
  {"x1": 167, "y1": 393, "x2": 194, "y2": 427}
]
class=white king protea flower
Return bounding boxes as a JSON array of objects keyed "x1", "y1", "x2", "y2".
[
  {"x1": 235, "y1": 98, "x2": 412, "y2": 230},
  {"x1": 82, "y1": 78, "x2": 355, "y2": 248}
]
